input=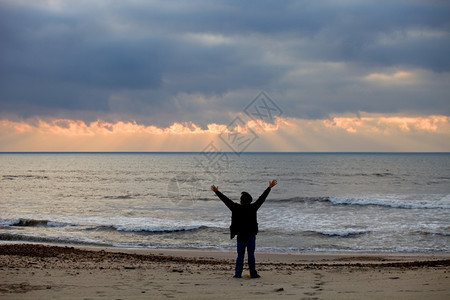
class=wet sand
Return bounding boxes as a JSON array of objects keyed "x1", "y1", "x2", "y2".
[{"x1": 0, "y1": 243, "x2": 449, "y2": 299}]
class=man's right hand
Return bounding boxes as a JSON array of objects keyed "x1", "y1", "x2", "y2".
[
  {"x1": 269, "y1": 180, "x2": 277, "y2": 188},
  {"x1": 211, "y1": 185, "x2": 219, "y2": 193}
]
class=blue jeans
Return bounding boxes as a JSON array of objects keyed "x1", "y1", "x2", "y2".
[{"x1": 235, "y1": 235, "x2": 257, "y2": 277}]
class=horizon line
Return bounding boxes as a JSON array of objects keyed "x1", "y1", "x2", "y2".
[{"x1": 1, "y1": 151, "x2": 449, "y2": 154}]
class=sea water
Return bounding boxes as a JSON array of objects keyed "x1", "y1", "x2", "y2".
[{"x1": 0, "y1": 153, "x2": 449, "y2": 252}]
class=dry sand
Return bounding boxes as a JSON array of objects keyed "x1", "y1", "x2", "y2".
[{"x1": 0, "y1": 243, "x2": 449, "y2": 299}]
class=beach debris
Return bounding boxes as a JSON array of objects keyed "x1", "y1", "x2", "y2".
[
  {"x1": 389, "y1": 276, "x2": 400, "y2": 280},
  {"x1": 124, "y1": 266, "x2": 136, "y2": 270},
  {"x1": 172, "y1": 269, "x2": 183, "y2": 273},
  {"x1": 274, "y1": 287, "x2": 284, "y2": 292}
]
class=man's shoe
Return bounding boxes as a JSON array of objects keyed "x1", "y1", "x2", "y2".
[{"x1": 250, "y1": 274, "x2": 261, "y2": 279}]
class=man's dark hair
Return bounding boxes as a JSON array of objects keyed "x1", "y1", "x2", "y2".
[{"x1": 240, "y1": 192, "x2": 253, "y2": 205}]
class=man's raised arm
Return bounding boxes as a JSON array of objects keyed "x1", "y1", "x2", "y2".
[
  {"x1": 253, "y1": 180, "x2": 277, "y2": 210},
  {"x1": 211, "y1": 185, "x2": 236, "y2": 211}
]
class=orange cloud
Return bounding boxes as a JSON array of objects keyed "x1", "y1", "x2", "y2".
[
  {"x1": 0, "y1": 117, "x2": 285, "y2": 152},
  {"x1": 363, "y1": 70, "x2": 419, "y2": 85},
  {"x1": 365, "y1": 71, "x2": 413, "y2": 81},
  {"x1": 0, "y1": 114, "x2": 449, "y2": 152},
  {"x1": 323, "y1": 114, "x2": 449, "y2": 134}
]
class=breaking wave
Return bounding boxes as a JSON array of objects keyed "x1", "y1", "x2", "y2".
[
  {"x1": 0, "y1": 218, "x2": 75, "y2": 227},
  {"x1": 86, "y1": 224, "x2": 208, "y2": 234},
  {"x1": 275, "y1": 194, "x2": 450, "y2": 209},
  {"x1": 307, "y1": 230, "x2": 371, "y2": 238},
  {"x1": 328, "y1": 195, "x2": 450, "y2": 209},
  {"x1": 0, "y1": 232, "x2": 108, "y2": 246}
]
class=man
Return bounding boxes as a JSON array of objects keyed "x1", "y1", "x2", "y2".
[{"x1": 211, "y1": 179, "x2": 277, "y2": 278}]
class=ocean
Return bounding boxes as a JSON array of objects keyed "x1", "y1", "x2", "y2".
[{"x1": 0, "y1": 152, "x2": 449, "y2": 253}]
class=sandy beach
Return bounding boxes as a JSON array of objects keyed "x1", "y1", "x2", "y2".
[{"x1": 0, "y1": 243, "x2": 448, "y2": 299}]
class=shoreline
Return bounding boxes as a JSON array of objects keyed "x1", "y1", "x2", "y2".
[
  {"x1": 1, "y1": 243, "x2": 449, "y2": 299},
  {"x1": 2, "y1": 241, "x2": 449, "y2": 264}
]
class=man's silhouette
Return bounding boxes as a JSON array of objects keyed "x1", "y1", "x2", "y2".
[{"x1": 211, "y1": 179, "x2": 277, "y2": 278}]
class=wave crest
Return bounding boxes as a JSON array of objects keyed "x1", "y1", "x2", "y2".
[
  {"x1": 307, "y1": 230, "x2": 370, "y2": 238},
  {"x1": 86, "y1": 224, "x2": 207, "y2": 234},
  {"x1": 273, "y1": 194, "x2": 450, "y2": 209},
  {"x1": 328, "y1": 195, "x2": 450, "y2": 209},
  {"x1": 0, "y1": 218, "x2": 74, "y2": 227}
]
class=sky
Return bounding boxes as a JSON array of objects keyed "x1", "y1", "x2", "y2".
[{"x1": 0, "y1": 0, "x2": 449, "y2": 152}]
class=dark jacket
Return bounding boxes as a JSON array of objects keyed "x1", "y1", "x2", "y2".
[{"x1": 215, "y1": 187, "x2": 271, "y2": 239}]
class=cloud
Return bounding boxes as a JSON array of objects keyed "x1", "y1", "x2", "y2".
[
  {"x1": 323, "y1": 114, "x2": 449, "y2": 134},
  {"x1": 364, "y1": 71, "x2": 416, "y2": 84},
  {"x1": 0, "y1": 0, "x2": 449, "y2": 129},
  {"x1": 1, "y1": 114, "x2": 449, "y2": 152}
]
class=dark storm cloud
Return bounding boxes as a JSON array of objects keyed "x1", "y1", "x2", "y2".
[
  {"x1": 0, "y1": 0, "x2": 449, "y2": 125},
  {"x1": 0, "y1": 3, "x2": 164, "y2": 111}
]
